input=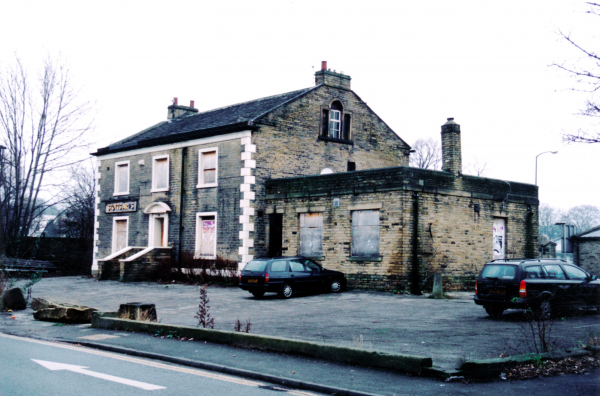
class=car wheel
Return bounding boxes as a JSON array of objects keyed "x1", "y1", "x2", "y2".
[
  {"x1": 484, "y1": 306, "x2": 504, "y2": 318},
  {"x1": 329, "y1": 279, "x2": 342, "y2": 293},
  {"x1": 278, "y1": 283, "x2": 293, "y2": 299},
  {"x1": 535, "y1": 300, "x2": 553, "y2": 319},
  {"x1": 251, "y1": 290, "x2": 265, "y2": 298}
]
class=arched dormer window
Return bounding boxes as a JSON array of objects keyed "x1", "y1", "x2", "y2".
[{"x1": 320, "y1": 100, "x2": 352, "y2": 143}]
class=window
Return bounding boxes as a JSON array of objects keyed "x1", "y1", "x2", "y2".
[
  {"x1": 289, "y1": 260, "x2": 305, "y2": 272},
  {"x1": 198, "y1": 148, "x2": 218, "y2": 188},
  {"x1": 320, "y1": 101, "x2": 352, "y2": 142},
  {"x1": 195, "y1": 212, "x2": 217, "y2": 258},
  {"x1": 152, "y1": 155, "x2": 169, "y2": 192},
  {"x1": 112, "y1": 216, "x2": 129, "y2": 253},
  {"x1": 270, "y1": 260, "x2": 288, "y2": 272},
  {"x1": 351, "y1": 210, "x2": 379, "y2": 258},
  {"x1": 524, "y1": 266, "x2": 544, "y2": 279},
  {"x1": 347, "y1": 161, "x2": 356, "y2": 172},
  {"x1": 482, "y1": 265, "x2": 516, "y2": 280},
  {"x1": 299, "y1": 213, "x2": 323, "y2": 257},
  {"x1": 544, "y1": 265, "x2": 566, "y2": 280},
  {"x1": 563, "y1": 265, "x2": 588, "y2": 280},
  {"x1": 114, "y1": 161, "x2": 130, "y2": 195}
]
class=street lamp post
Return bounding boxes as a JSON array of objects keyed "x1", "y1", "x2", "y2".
[{"x1": 535, "y1": 151, "x2": 558, "y2": 186}]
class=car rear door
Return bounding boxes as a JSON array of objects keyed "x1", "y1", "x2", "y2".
[
  {"x1": 289, "y1": 259, "x2": 310, "y2": 291},
  {"x1": 542, "y1": 264, "x2": 571, "y2": 309},
  {"x1": 562, "y1": 264, "x2": 593, "y2": 307},
  {"x1": 303, "y1": 259, "x2": 325, "y2": 291},
  {"x1": 268, "y1": 259, "x2": 290, "y2": 288}
]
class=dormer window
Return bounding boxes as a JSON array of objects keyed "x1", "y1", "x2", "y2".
[{"x1": 320, "y1": 100, "x2": 352, "y2": 143}]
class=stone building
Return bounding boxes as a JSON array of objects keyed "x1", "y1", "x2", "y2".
[
  {"x1": 92, "y1": 62, "x2": 539, "y2": 289},
  {"x1": 572, "y1": 226, "x2": 600, "y2": 276}
]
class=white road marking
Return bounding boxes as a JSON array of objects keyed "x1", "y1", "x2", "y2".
[
  {"x1": 78, "y1": 334, "x2": 120, "y2": 341},
  {"x1": 1, "y1": 333, "x2": 320, "y2": 395},
  {"x1": 32, "y1": 359, "x2": 165, "y2": 391}
]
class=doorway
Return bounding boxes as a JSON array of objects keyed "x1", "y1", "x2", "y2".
[{"x1": 269, "y1": 213, "x2": 283, "y2": 257}]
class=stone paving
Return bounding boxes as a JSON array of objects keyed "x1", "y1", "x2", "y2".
[{"x1": 18, "y1": 277, "x2": 600, "y2": 369}]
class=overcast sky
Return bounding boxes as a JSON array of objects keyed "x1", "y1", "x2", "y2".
[{"x1": 1, "y1": 0, "x2": 597, "y2": 211}]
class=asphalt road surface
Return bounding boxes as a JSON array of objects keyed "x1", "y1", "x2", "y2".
[{"x1": 0, "y1": 333, "x2": 322, "y2": 396}]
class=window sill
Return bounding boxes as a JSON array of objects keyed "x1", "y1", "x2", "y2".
[
  {"x1": 348, "y1": 256, "x2": 382, "y2": 262},
  {"x1": 151, "y1": 188, "x2": 169, "y2": 193},
  {"x1": 318, "y1": 135, "x2": 353, "y2": 145},
  {"x1": 113, "y1": 192, "x2": 130, "y2": 196},
  {"x1": 196, "y1": 183, "x2": 218, "y2": 189},
  {"x1": 194, "y1": 255, "x2": 217, "y2": 260}
]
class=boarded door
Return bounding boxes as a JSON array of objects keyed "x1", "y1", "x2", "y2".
[
  {"x1": 352, "y1": 210, "x2": 380, "y2": 257},
  {"x1": 198, "y1": 217, "x2": 216, "y2": 257},
  {"x1": 299, "y1": 213, "x2": 323, "y2": 257},
  {"x1": 493, "y1": 218, "x2": 506, "y2": 259},
  {"x1": 115, "y1": 219, "x2": 128, "y2": 252},
  {"x1": 153, "y1": 216, "x2": 165, "y2": 247}
]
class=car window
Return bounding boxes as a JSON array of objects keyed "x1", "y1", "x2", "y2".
[
  {"x1": 563, "y1": 265, "x2": 588, "y2": 280},
  {"x1": 244, "y1": 260, "x2": 268, "y2": 271},
  {"x1": 289, "y1": 260, "x2": 305, "y2": 272},
  {"x1": 544, "y1": 264, "x2": 566, "y2": 280},
  {"x1": 304, "y1": 260, "x2": 321, "y2": 272},
  {"x1": 270, "y1": 260, "x2": 288, "y2": 272},
  {"x1": 524, "y1": 266, "x2": 544, "y2": 279},
  {"x1": 481, "y1": 265, "x2": 516, "y2": 279}
]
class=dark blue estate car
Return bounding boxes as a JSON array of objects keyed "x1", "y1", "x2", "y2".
[
  {"x1": 239, "y1": 257, "x2": 346, "y2": 298},
  {"x1": 474, "y1": 259, "x2": 600, "y2": 317}
]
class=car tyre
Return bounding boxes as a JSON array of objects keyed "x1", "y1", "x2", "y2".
[
  {"x1": 484, "y1": 306, "x2": 504, "y2": 318},
  {"x1": 278, "y1": 283, "x2": 293, "y2": 299},
  {"x1": 329, "y1": 279, "x2": 342, "y2": 293},
  {"x1": 535, "y1": 300, "x2": 553, "y2": 319},
  {"x1": 251, "y1": 290, "x2": 265, "y2": 298}
]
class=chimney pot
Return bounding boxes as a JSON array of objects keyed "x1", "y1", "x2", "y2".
[
  {"x1": 321, "y1": 61, "x2": 327, "y2": 71},
  {"x1": 190, "y1": 100, "x2": 195, "y2": 108},
  {"x1": 447, "y1": 117, "x2": 454, "y2": 121},
  {"x1": 173, "y1": 97, "x2": 178, "y2": 105}
]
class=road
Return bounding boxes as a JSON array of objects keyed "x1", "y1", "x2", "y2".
[{"x1": 0, "y1": 333, "x2": 321, "y2": 396}]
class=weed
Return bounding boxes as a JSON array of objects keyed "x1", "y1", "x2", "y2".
[
  {"x1": 195, "y1": 285, "x2": 215, "y2": 329},
  {"x1": 233, "y1": 316, "x2": 252, "y2": 333},
  {"x1": 154, "y1": 329, "x2": 164, "y2": 337},
  {"x1": 579, "y1": 333, "x2": 600, "y2": 349},
  {"x1": 52, "y1": 322, "x2": 65, "y2": 326},
  {"x1": 352, "y1": 335, "x2": 372, "y2": 349},
  {"x1": 509, "y1": 308, "x2": 563, "y2": 355},
  {"x1": 166, "y1": 331, "x2": 179, "y2": 339}
]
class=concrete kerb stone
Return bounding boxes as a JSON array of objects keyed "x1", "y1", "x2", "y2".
[
  {"x1": 92, "y1": 312, "x2": 433, "y2": 375},
  {"x1": 458, "y1": 347, "x2": 597, "y2": 378}
]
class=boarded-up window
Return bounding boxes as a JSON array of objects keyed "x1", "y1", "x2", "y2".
[
  {"x1": 492, "y1": 218, "x2": 506, "y2": 260},
  {"x1": 342, "y1": 114, "x2": 352, "y2": 140},
  {"x1": 299, "y1": 213, "x2": 323, "y2": 257},
  {"x1": 196, "y1": 215, "x2": 216, "y2": 258},
  {"x1": 113, "y1": 219, "x2": 128, "y2": 252},
  {"x1": 153, "y1": 157, "x2": 169, "y2": 190},
  {"x1": 115, "y1": 162, "x2": 129, "y2": 194},
  {"x1": 352, "y1": 210, "x2": 379, "y2": 257},
  {"x1": 199, "y1": 150, "x2": 217, "y2": 185}
]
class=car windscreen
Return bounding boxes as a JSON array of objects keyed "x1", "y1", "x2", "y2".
[
  {"x1": 481, "y1": 265, "x2": 516, "y2": 280},
  {"x1": 243, "y1": 260, "x2": 269, "y2": 271}
]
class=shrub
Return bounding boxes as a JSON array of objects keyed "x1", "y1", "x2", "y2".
[{"x1": 155, "y1": 252, "x2": 237, "y2": 285}]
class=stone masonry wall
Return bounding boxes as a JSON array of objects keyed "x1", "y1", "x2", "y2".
[
  {"x1": 573, "y1": 238, "x2": 600, "y2": 275},
  {"x1": 249, "y1": 85, "x2": 411, "y2": 259},
  {"x1": 265, "y1": 168, "x2": 538, "y2": 291}
]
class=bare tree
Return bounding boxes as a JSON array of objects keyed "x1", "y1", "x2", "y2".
[
  {"x1": 409, "y1": 138, "x2": 441, "y2": 170},
  {"x1": 464, "y1": 157, "x2": 488, "y2": 177},
  {"x1": 561, "y1": 205, "x2": 600, "y2": 233},
  {"x1": 0, "y1": 56, "x2": 92, "y2": 256},
  {"x1": 57, "y1": 160, "x2": 96, "y2": 240},
  {"x1": 538, "y1": 203, "x2": 563, "y2": 240},
  {"x1": 554, "y1": 2, "x2": 600, "y2": 144}
]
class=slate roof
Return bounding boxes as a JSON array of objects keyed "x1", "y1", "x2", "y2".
[
  {"x1": 573, "y1": 225, "x2": 600, "y2": 238},
  {"x1": 94, "y1": 87, "x2": 316, "y2": 156}
]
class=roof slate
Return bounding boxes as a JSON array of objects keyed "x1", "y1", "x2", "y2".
[{"x1": 97, "y1": 87, "x2": 316, "y2": 155}]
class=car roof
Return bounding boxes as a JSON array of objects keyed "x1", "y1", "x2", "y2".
[{"x1": 485, "y1": 258, "x2": 568, "y2": 266}]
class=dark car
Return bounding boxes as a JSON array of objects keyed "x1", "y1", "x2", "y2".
[
  {"x1": 474, "y1": 259, "x2": 600, "y2": 317},
  {"x1": 239, "y1": 256, "x2": 346, "y2": 299}
]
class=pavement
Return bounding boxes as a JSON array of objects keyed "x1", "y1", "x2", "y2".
[{"x1": 2, "y1": 276, "x2": 600, "y2": 395}]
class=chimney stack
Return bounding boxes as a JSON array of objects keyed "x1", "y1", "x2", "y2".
[
  {"x1": 167, "y1": 98, "x2": 198, "y2": 120},
  {"x1": 315, "y1": 61, "x2": 351, "y2": 90},
  {"x1": 441, "y1": 117, "x2": 462, "y2": 175}
]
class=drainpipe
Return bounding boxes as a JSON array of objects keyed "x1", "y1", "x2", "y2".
[
  {"x1": 411, "y1": 192, "x2": 421, "y2": 295},
  {"x1": 178, "y1": 147, "x2": 186, "y2": 264}
]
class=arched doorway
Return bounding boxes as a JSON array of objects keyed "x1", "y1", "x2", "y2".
[{"x1": 144, "y1": 202, "x2": 171, "y2": 247}]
